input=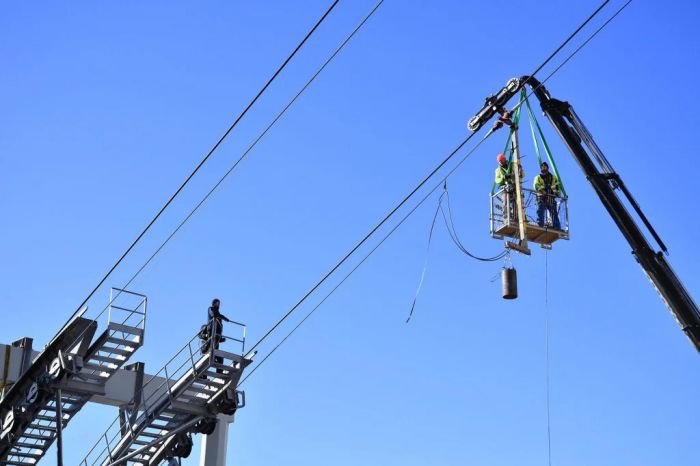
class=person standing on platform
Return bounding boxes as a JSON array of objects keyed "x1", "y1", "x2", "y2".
[
  {"x1": 494, "y1": 153, "x2": 524, "y2": 223},
  {"x1": 533, "y1": 162, "x2": 561, "y2": 229},
  {"x1": 207, "y1": 298, "x2": 231, "y2": 374}
]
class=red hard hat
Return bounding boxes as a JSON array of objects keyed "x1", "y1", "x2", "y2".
[{"x1": 497, "y1": 154, "x2": 507, "y2": 163}]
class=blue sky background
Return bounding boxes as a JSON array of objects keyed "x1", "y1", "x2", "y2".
[{"x1": 1, "y1": 1, "x2": 699, "y2": 465}]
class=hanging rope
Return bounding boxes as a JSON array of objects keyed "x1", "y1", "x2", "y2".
[
  {"x1": 407, "y1": 183, "x2": 506, "y2": 322},
  {"x1": 441, "y1": 185, "x2": 507, "y2": 262},
  {"x1": 544, "y1": 250, "x2": 553, "y2": 466},
  {"x1": 405, "y1": 190, "x2": 446, "y2": 323}
]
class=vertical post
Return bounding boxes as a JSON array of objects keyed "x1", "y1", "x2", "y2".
[
  {"x1": 105, "y1": 431, "x2": 114, "y2": 462},
  {"x1": 199, "y1": 414, "x2": 233, "y2": 466},
  {"x1": 119, "y1": 407, "x2": 128, "y2": 437},
  {"x1": 108, "y1": 288, "x2": 113, "y2": 325},
  {"x1": 510, "y1": 127, "x2": 530, "y2": 253},
  {"x1": 56, "y1": 389, "x2": 64, "y2": 466}
]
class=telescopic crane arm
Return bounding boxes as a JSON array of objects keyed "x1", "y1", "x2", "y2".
[{"x1": 469, "y1": 76, "x2": 700, "y2": 352}]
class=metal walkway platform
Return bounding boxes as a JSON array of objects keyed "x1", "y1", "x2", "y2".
[
  {"x1": 0, "y1": 289, "x2": 147, "y2": 466},
  {"x1": 490, "y1": 187, "x2": 570, "y2": 248},
  {"x1": 79, "y1": 324, "x2": 250, "y2": 466}
]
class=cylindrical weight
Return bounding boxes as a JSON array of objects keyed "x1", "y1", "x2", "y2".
[{"x1": 501, "y1": 267, "x2": 518, "y2": 300}]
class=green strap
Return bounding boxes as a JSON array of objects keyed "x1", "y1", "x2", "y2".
[
  {"x1": 523, "y1": 89, "x2": 567, "y2": 196},
  {"x1": 490, "y1": 104, "x2": 522, "y2": 194},
  {"x1": 509, "y1": 103, "x2": 522, "y2": 159},
  {"x1": 524, "y1": 89, "x2": 544, "y2": 167}
]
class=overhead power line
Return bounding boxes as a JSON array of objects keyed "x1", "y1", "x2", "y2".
[
  {"x1": 105, "y1": 0, "x2": 387, "y2": 307},
  {"x1": 243, "y1": 0, "x2": 631, "y2": 376},
  {"x1": 59, "y1": 0, "x2": 341, "y2": 330},
  {"x1": 523, "y1": 0, "x2": 610, "y2": 88},
  {"x1": 52, "y1": 0, "x2": 387, "y2": 345}
]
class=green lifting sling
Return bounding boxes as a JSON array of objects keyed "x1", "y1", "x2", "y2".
[
  {"x1": 522, "y1": 88, "x2": 567, "y2": 197},
  {"x1": 490, "y1": 90, "x2": 567, "y2": 197}
]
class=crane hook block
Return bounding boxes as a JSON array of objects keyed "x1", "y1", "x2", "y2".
[
  {"x1": 468, "y1": 77, "x2": 521, "y2": 133},
  {"x1": 501, "y1": 266, "x2": 518, "y2": 300}
]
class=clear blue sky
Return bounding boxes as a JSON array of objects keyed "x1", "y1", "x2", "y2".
[{"x1": 1, "y1": 1, "x2": 698, "y2": 465}]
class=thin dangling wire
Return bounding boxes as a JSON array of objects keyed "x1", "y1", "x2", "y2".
[
  {"x1": 406, "y1": 189, "x2": 446, "y2": 323},
  {"x1": 545, "y1": 250, "x2": 552, "y2": 466},
  {"x1": 440, "y1": 185, "x2": 507, "y2": 262}
]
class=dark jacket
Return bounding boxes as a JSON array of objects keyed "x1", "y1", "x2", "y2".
[{"x1": 208, "y1": 306, "x2": 231, "y2": 328}]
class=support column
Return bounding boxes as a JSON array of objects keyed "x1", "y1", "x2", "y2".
[{"x1": 199, "y1": 414, "x2": 234, "y2": 466}]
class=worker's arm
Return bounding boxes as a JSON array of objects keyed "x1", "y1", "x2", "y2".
[
  {"x1": 209, "y1": 307, "x2": 231, "y2": 322},
  {"x1": 552, "y1": 177, "x2": 561, "y2": 196}
]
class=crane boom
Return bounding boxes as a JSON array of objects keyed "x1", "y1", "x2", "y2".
[{"x1": 469, "y1": 76, "x2": 700, "y2": 352}]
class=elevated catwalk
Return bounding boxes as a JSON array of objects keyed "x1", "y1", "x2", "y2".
[{"x1": 0, "y1": 289, "x2": 147, "y2": 466}]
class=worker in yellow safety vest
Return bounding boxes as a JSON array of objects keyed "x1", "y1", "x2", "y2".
[
  {"x1": 533, "y1": 161, "x2": 561, "y2": 229},
  {"x1": 494, "y1": 153, "x2": 524, "y2": 188},
  {"x1": 494, "y1": 153, "x2": 523, "y2": 224}
]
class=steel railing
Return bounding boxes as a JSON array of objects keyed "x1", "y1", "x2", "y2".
[{"x1": 490, "y1": 186, "x2": 569, "y2": 238}]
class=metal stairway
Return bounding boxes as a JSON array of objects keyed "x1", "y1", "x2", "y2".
[
  {"x1": 79, "y1": 323, "x2": 250, "y2": 466},
  {"x1": 0, "y1": 289, "x2": 147, "y2": 466}
]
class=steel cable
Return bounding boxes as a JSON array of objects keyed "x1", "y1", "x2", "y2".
[{"x1": 57, "y1": 0, "x2": 342, "y2": 336}]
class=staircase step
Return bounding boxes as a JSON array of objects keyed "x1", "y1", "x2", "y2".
[
  {"x1": 13, "y1": 441, "x2": 45, "y2": 449},
  {"x1": 184, "y1": 385, "x2": 217, "y2": 395},
  {"x1": 95, "y1": 346, "x2": 133, "y2": 357},
  {"x1": 18, "y1": 432, "x2": 53, "y2": 441},
  {"x1": 34, "y1": 414, "x2": 66, "y2": 423},
  {"x1": 175, "y1": 392, "x2": 209, "y2": 403},
  {"x1": 40, "y1": 404, "x2": 78, "y2": 415},
  {"x1": 138, "y1": 430, "x2": 166, "y2": 439},
  {"x1": 105, "y1": 336, "x2": 137, "y2": 347},
  {"x1": 192, "y1": 377, "x2": 225, "y2": 387},
  {"x1": 9, "y1": 450, "x2": 42, "y2": 459},
  {"x1": 107, "y1": 322, "x2": 144, "y2": 337},
  {"x1": 201, "y1": 371, "x2": 230, "y2": 381},
  {"x1": 27, "y1": 423, "x2": 56, "y2": 432},
  {"x1": 210, "y1": 361, "x2": 233, "y2": 369},
  {"x1": 87, "y1": 354, "x2": 125, "y2": 364}
]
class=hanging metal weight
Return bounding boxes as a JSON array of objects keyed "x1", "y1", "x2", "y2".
[{"x1": 501, "y1": 267, "x2": 518, "y2": 299}]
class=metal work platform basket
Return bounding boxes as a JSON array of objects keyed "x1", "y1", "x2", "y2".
[{"x1": 490, "y1": 187, "x2": 569, "y2": 248}]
